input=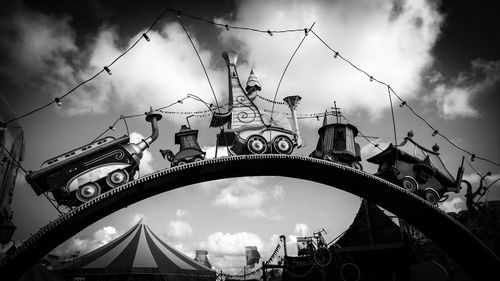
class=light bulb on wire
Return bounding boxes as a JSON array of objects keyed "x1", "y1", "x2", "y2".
[
  {"x1": 55, "y1": 97, "x2": 62, "y2": 106},
  {"x1": 104, "y1": 66, "x2": 112, "y2": 75}
]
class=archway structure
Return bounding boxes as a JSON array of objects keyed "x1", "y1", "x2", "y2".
[{"x1": 1, "y1": 155, "x2": 498, "y2": 280}]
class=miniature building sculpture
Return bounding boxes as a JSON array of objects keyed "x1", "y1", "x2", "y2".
[
  {"x1": 367, "y1": 131, "x2": 464, "y2": 205},
  {"x1": 160, "y1": 124, "x2": 206, "y2": 167},
  {"x1": 309, "y1": 103, "x2": 362, "y2": 170}
]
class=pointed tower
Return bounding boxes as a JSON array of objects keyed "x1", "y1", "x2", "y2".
[{"x1": 245, "y1": 69, "x2": 261, "y2": 101}]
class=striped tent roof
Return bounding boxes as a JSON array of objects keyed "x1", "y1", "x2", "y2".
[{"x1": 56, "y1": 220, "x2": 215, "y2": 281}]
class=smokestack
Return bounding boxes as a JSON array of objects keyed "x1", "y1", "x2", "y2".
[
  {"x1": 136, "y1": 107, "x2": 162, "y2": 153},
  {"x1": 194, "y1": 250, "x2": 212, "y2": 269},
  {"x1": 279, "y1": 235, "x2": 287, "y2": 258},
  {"x1": 283, "y1": 95, "x2": 303, "y2": 148},
  {"x1": 245, "y1": 246, "x2": 261, "y2": 268}
]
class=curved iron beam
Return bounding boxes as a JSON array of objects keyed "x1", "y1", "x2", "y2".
[{"x1": 1, "y1": 155, "x2": 498, "y2": 280}]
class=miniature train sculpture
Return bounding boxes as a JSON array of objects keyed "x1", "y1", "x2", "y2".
[
  {"x1": 367, "y1": 131, "x2": 464, "y2": 205},
  {"x1": 210, "y1": 51, "x2": 304, "y2": 155},
  {"x1": 159, "y1": 124, "x2": 206, "y2": 167},
  {"x1": 21, "y1": 50, "x2": 466, "y2": 209},
  {"x1": 309, "y1": 104, "x2": 363, "y2": 170},
  {"x1": 25, "y1": 108, "x2": 162, "y2": 207}
]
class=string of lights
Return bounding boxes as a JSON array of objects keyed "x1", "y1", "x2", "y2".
[
  {"x1": 3, "y1": 5, "x2": 172, "y2": 125},
  {"x1": 270, "y1": 22, "x2": 315, "y2": 124},
  {"x1": 310, "y1": 29, "x2": 500, "y2": 169},
  {"x1": 3, "y1": 7, "x2": 497, "y2": 169},
  {"x1": 177, "y1": 9, "x2": 306, "y2": 35}
]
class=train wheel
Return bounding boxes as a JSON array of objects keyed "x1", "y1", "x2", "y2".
[
  {"x1": 272, "y1": 135, "x2": 294, "y2": 154},
  {"x1": 401, "y1": 176, "x2": 418, "y2": 193},
  {"x1": 314, "y1": 247, "x2": 332, "y2": 267},
  {"x1": 75, "y1": 182, "x2": 101, "y2": 203},
  {"x1": 351, "y1": 162, "x2": 363, "y2": 171},
  {"x1": 177, "y1": 160, "x2": 187, "y2": 166},
  {"x1": 247, "y1": 135, "x2": 267, "y2": 154},
  {"x1": 193, "y1": 157, "x2": 203, "y2": 162},
  {"x1": 424, "y1": 188, "x2": 440, "y2": 205},
  {"x1": 340, "y1": 262, "x2": 361, "y2": 281},
  {"x1": 106, "y1": 169, "x2": 129, "y2": 188}
]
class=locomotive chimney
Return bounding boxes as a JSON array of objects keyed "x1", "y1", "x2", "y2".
[
  {"x1": 136, "y1": 107, "x2": 162, "y2": 153},
  {"x1": 283, "y1": 95, "x2": 303, "y2": 148}
]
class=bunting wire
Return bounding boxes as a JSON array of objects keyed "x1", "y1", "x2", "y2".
[
  {"x1": 311, "y1": 29, "x2": 499, "y2": 169},
  {"x1": 266, "y1": 244, "x2": 282, "y2": 265},
  {"x1": 174, "y1": 12, "x2": 221, "y2": 116},
  {"x1": 90, "y1": 97, "x2": 190, "y2": 143},
  {"x1": 3, "y1": 6, "x2": 497, "y2": 169},
  {"x1": 340, "y1": 114, "x2": 383, "y2": 151},
  {"x1": 270, "y1": 22, "x2": 315, "y2": 124},
  {"x1": 0, "y1": 142, "x2": 62, "y2": 215}
]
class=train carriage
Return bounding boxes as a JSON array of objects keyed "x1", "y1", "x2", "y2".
[
  {"x1": 367, "y1": 131, "x2": 464, "y2": 205},
  {"x1": 25, "y1": 109, "x2": 162, "y2": 207}
]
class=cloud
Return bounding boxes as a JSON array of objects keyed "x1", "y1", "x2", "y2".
[
  {"x1": 0, "y1": 5, "x2": 78, "y2": 96},
  {"x1": 360, "y1": 141, "x2": 390, "y2": 159},
  {"x1": 129, "y1": 131, "x2": 155, "y2": 174},
  {"x1": 130, "y1": 213, "x2": 147, "y2": 226},
  {"x1": 176, "y1": 209, "x2": 189, "y2": 218},
  {"x1": 171, "y1": 243, "x2": 195, "y2": 261},
  {"x1": 202, "y1": 145, "x2": 229, "y2": 159},
  {"x1": 217, "y1": 0, "x2": 443, "y2": 117},
  {"x1": 165, "y1": 220, "x2": 193, "y2": 239},
  {"x1": 430, "y1": 59, "x2": 500, "y2": 119},
  {"x1": 2, "y1": 0, "x2": 445, "y2": 124},
  {"x1": 439, "y1": 197, "x2": 465, "y2": 213},
  {"x1": 294, "y1": 223, "x2": 309, "y2": 236},
  {"x1": 213, "y1": 177, "x2": 284, "y2": 219},
  {"x1": 51, "y1": 226, "x2": 121, "y2": 257},
  {"x1": 200, "y1": 232, "x2": 264, "y2": 256},
  {"x1": 0, "y1": 5, "x2": 224, "y2": 118}
]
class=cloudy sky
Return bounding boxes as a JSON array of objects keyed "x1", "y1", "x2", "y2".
[{"x1": 1, "y1": 0, "x2": 499, "y2": 273}]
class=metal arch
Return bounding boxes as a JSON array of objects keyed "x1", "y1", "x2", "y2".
[{"x1": 1, "y1": 155, "x2": 499, "y2": 280}]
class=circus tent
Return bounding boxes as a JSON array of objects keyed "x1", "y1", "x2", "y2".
[{"x1": 55, "y1": 220, "x2": 215, "y2": 281}]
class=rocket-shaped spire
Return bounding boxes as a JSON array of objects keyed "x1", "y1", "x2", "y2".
[{"x1": 245, "y1": 69, "x2": 262, "y2": 93}]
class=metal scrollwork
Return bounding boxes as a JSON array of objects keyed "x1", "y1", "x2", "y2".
[{"x1": 236, "y1": 95, "x2": 256, "y2": 124}]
